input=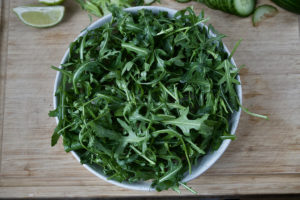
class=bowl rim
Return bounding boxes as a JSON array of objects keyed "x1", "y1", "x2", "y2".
[{"x1": 53, "y1": 6, "x2": 242, "y2": 191}]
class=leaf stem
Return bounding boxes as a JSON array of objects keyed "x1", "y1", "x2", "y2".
[
  {"x1": 179, "y1": 182, "x2": 198, "y2": 194},
  {"x1": 130, "y1": 145, "x2": 156, "y2": 165}
]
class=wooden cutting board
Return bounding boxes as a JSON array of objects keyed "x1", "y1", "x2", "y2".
[{"x1": 1, "y1": 0, "x2": 300, "y2": 197}]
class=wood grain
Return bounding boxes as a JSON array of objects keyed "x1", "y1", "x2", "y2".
[
  {"x1": 0, "y1": 0, "x2": 300, "y2": 198},
  {"x1": 0, "y1": 0, "x2": 10, "y2": 176}
]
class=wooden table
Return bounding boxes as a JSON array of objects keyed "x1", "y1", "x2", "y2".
[{"x1": 1, "y1": 0, "x2": 300, "y2": 198}]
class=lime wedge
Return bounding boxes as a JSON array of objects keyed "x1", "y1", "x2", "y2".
[
  {"x1": 13, "y1": 6, "x2": 65, "y2": 28},
  {"x1": 39, "y1": 0, "x2": 64, "y2": 6}
]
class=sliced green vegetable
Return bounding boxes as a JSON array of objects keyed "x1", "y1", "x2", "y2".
[
  {"x1": 199, "y1": 0, "x2": 256, "y2": 17},
  {"x1": 232, "y1": 0, "x2": 256, "y2": 17},
  {"x1": 252, "y1": 5, "x2": 278, "y2": 27}
]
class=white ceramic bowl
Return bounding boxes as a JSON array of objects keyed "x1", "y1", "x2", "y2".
[{"x1": 53, "y1": 6, "x2": 242, "y2": 191}]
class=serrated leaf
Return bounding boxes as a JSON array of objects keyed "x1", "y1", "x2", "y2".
[{"x1": 163, "y1": 108, "x2": 209, "y2": 136}]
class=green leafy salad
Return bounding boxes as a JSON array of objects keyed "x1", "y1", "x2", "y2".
[{"x1": 50, "y1": 7, "x2": 263, "y2": 192}]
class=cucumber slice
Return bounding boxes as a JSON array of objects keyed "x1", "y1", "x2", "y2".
[
  {"x1": 271, "y1": 0, "x2": 300, "y2": 14},
  {"x1": 201, "y1": 0, "x2": 256, "y2": 17},
  {"x1": 232, "y1": 0, "x2": 256, "y2": 17},
  {"x1": 252, "y1": 5, "x2": 278, "y2": 27}
]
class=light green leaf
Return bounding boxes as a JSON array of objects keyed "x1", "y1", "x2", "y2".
[{"x1": 163, "y1": 108, "x2": 209, "y2": 136}]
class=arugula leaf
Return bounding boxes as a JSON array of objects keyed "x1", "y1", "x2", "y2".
[
  {"x1": 163, "y1": 108, "x2": 209, "y2": 136},
  {"x1": 121, "y1": 43, "x2": 150, "y2": 56}
]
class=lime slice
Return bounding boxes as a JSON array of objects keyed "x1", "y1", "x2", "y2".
[
  {"x1": 13, "y1": 6, "x2": 65, "y2": 28},
  {"x1": 39, "y1": 0, "x2": 64, "y2": 6}
]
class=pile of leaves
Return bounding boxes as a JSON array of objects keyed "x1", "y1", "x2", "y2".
[{"x1": 50, "y1": 7, "x2": 243, "y2": 192}]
